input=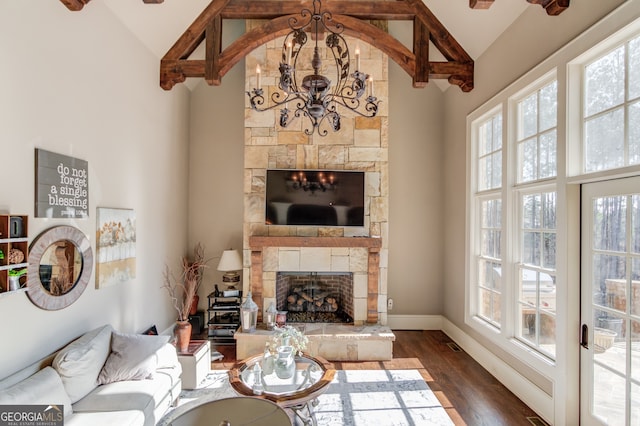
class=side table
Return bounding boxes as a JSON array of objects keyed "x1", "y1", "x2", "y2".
[{"x1": 177, "y1": 340, "x2": 210, "y2": 390}]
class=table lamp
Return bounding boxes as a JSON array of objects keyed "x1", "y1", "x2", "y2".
[{"x1": 217, "y1": 249, "x2": 243, "y2": 290}]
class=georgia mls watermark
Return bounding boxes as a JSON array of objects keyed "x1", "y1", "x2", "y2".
[{"x1": 0, "y1": 405, "x2": 63, "y2": 426}]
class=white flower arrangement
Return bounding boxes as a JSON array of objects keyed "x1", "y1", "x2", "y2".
[{"x1": 268, "y1": 325, "x2": 309, "y2": 356}]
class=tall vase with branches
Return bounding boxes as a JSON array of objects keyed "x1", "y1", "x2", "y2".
[{"x1": 163, "y1": 243, "x2": 207, "y2": 351}]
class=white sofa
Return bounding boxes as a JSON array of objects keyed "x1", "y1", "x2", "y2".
[{"x1": 0, "y1": 324, "x2": 182, "y2": 426}]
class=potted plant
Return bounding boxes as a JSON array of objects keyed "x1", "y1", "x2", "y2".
[
  {"x1": 268, "y1": 325, "x2": 309, "y2": 356},
  {"x1": 162, "y1": 243, "x2": 207, "y2": 352}
]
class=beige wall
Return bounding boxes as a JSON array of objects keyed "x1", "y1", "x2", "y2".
[
  {"x1": 0, "y1": 2, "x2": 191, "y2": 378},
  {"x1": 188, "y1": 64, "x2": 246, "y2": 303},
  {"x1": 388, "y1": 58, "x2": 445, "y2": 315}
]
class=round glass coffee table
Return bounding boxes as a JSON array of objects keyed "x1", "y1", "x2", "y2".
[
  {"x1": 229, "y1": 353, "x2": 335, "y2": 426},
  {"x1": 158, "y1": 396, "x2": 291, "y2": 426}
]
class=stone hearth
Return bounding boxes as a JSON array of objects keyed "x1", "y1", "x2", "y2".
[{"x1": 235, "y1": 323, "x2": 395, "y2": 361}]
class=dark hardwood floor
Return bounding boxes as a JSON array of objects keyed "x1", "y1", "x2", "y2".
[{"x1": 207, "y1": 330, "x2": 543, "y2": 426}]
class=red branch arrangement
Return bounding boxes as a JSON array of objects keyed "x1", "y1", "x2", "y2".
[{"x1": 163, "y1": 243, "x2": 208, "y2": 322}]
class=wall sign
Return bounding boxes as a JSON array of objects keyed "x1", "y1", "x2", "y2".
[{"x1": 35, "y1": 149, "x2": 89, "y2": 218}]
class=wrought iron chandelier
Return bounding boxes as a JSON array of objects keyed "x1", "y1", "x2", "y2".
[{"x1": 246, "y1": 0, "x2": 379, "y2": 136}]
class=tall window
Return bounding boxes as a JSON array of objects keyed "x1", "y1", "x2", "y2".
[
  {"x1": 473, "y1": 112, "x2": 503, "y2": 329},
  {"x1": 584, "y1": 34, "x2": 640, "y2": 172},
  {"x1": 515, "y1": 80, "x2": 558, "y2": 358}
]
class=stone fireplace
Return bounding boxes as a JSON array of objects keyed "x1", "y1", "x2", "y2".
[
  {"x1": 236, "y1": 235, "x2": 394, "y2": 361},
  {"x1": 248, "y1": 236, "x2": 382, "y2": 325},
  {"x1": 236, "y1": 20, "x2": 393, "y2": 361},
  {"x1": 276, "y1": 272, "x2": 354, "y2": 323},
  {"x1": 243, "y1": 24, "x2": 389, "y2": 328}
]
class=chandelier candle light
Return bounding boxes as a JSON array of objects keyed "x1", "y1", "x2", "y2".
[
  {"x1": 246, "y1": 0, "x2": 379, "y2": 136},
  {"x1": 288, "y1": 170, "x2": 336, "y2": 193}
]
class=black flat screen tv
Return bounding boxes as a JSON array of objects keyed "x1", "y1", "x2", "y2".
[{"x1": 265, "y1": 169, "x2": 365, "y2": 227}]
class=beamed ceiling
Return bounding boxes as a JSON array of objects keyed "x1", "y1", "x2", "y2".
[{"x1": 60, "y1": 0, "x2": 568, "y2": 92}]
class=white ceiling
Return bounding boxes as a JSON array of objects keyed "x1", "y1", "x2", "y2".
[{"x1": 103, "y1": 0, "x2": 529, "y2": 88}]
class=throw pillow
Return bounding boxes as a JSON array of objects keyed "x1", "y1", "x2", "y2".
[
  {"x1": 0, "y1": 367, "x2": 73, "y2": 417},
  {"x1": 98, "y1": 332, "x2": 170, "y2": 385},
  {"x1": 52, "y1": 324, "x2": 113, "y2": 403},
  {"x1": 155, "y1": 342, "x2": 181, "y2": 369}
]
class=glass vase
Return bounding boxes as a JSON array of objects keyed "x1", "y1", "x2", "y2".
[{"x1": 274, "y1": 345, "x2": 295, "y2": 379}]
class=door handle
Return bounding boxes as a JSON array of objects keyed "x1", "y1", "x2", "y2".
[{"x1": 581, "y1": 324, "x2": 589, "y2": 349}]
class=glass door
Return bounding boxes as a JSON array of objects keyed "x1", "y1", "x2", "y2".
[{"x1": 581, "y1": 177, "x2": 640, "y2": 425}]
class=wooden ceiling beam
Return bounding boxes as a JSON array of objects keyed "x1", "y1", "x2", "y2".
[
  {"x1": 61, "y1": 0, "x2": 570, "y2": 15},
  {"x1": 220, "y1": 0, "x2": 415, "y2": 20},
  {"x1": 161, "y1": 0, "x2": 475, "y2": 92},
  {"x1": 406, "y1": 0, "x2": 471, "y2": 63},
  {"x1": 163, "y1": 0, "x2": 231, "y2": 62},
  {"x1": 205, "y1": 15, "x2": 223, "y2": 85},
  {"x1": 60, "y1": 0, "x2": 91, "y2": 11},
  {"x1": 413, "y1": 18, "x2": 430, "y2": 88},
  {"x1": 471, "y1": 0, "x2": 569, "y2": 15},
  {"x1": 527, "y1": 0, "x2": 570, "y2": 16},
  {"x1": 162, "y1": 13, "x2": 418, "y2": 91},
  {"x1": 469, "y1": 0, "x2": 494, "y2": 9},
  {"x1": 60, "y1": 0, "x2": 163, "y2": 11},
  {"x1": 60, "y1": 0, "x2": 565, "y2": 91}
]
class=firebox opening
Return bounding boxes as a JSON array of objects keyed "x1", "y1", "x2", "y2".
[{"x1": 276, "y1": 272, "x2": 354, "y2": 324}]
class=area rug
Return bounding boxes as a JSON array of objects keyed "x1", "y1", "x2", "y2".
[{"x1": 160, "y1": 369, "x2": 453, "y2": 426}]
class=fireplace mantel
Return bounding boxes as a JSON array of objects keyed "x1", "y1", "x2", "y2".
[
  {"x1": 249, "y1": 236, "x2": 382, "y2": 250},
  {"x1": 248, "y1": 236, "x2": 382, "y2": 324}
]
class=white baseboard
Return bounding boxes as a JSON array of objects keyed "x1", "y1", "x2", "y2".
[
  {"x1": 387, "y1": 314, "x2": 443, "y2": 330},
  {"x1": 441, "y1": 317, "x2": 554, "y2": 424}
]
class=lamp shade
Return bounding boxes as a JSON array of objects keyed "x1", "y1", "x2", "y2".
[{"x1": 217, "y1": 249, "x2": 243, "y2": 272}]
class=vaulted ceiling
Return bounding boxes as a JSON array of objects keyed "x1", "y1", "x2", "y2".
[{"x1": 59, "y1": 0, "x2": 568, "y2": 92}]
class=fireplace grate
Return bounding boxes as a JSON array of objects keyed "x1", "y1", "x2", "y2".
[{"x1": 287, "y1": 311, "x2": 353, "y2": 323}]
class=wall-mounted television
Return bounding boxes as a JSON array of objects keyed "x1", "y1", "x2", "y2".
[{"x1": 265, "y1": 169, "x2": 365, "y2": 227}]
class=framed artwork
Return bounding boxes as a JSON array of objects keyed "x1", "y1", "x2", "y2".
[{"x1": 96, "y1": 208, "x2": 136, "y2": 288}]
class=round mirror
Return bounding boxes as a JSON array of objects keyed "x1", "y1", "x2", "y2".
[{"x1": 27, "y1": 226, "x2": 93, "y2": 310}]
